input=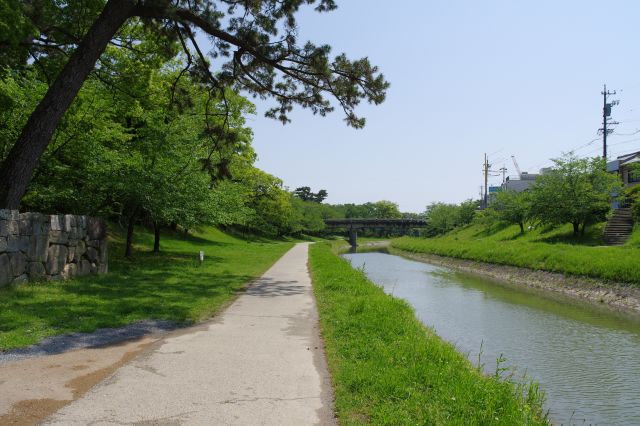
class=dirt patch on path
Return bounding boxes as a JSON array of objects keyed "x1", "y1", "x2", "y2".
[{"x1": 0, "y1": 337, "x2": 157, "y2": 425}]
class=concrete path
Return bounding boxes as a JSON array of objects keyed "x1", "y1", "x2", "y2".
[{"x1": 44, "y1": 242, "x2": 335, "y2": 425}]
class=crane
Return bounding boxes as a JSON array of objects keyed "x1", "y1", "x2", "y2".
[{"x1": 511, "y1": 155, "x2": 522, "y2": 178}]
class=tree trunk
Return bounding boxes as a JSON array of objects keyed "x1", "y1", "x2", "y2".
[
  {"x1": 580, "y1": 223, "x2": 586, "y2": 236},
  {"x1": 0, "y1": 0, "x2": 136, "y2": 209},
  {"x1": 518, "y1": 222, "x2": 524, "y2": 234},
  {"x1": 572, "y1": 221, "x2": 580, "y2": 236},
  {"x1": 153, "y1": 221, "x2": 161, "y2": 253},
  {"x1": 125, "y1": 211, "x2": 136, "y2": 258}
]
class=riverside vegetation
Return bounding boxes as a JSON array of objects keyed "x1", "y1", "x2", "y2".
[
  {"x1": 392, "y1": 222, "x2": 640, "y2": 285},
  {"x1": 308, "y1": 242, "x2": 547, "y2": 425}
]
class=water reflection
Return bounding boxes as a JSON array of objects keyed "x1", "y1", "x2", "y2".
[{"x1": 343, "y1": 251, "x2": 640, "y2": 425}]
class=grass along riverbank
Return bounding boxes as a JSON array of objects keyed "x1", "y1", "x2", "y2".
[
  {"x1": 0, "y1": 225, "x2": 293, "y2": 351},
  {"x1": 308, "y1": 242, "x2": 547, "y2": 425},
  {"x1": 392, "y1": 223, "x2": 640, "y2": 285}
]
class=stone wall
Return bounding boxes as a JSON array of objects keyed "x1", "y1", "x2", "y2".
[{"x1": 0, "y1": 210, "x2": 107, "y2": 287}]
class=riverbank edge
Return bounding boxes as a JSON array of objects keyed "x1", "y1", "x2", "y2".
[
  {"x1": 308, "y1": 242, "x2": 548, "y2": 424},
  {"x1": 388, "y1": 244, "x2": 640, "y2": 316}
]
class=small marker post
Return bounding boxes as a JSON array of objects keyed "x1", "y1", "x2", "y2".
[{"x1": 199, "y1": 250, "x2": 204, "y2": 265}]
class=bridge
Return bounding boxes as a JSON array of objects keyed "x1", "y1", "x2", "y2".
[{"x1": 324, "y1": 218, "x2": 427, "y2": 246}]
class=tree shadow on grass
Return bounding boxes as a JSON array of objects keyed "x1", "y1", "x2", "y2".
[{"x1": 0, "y1": 248, "x2": 255, "y2": 349}]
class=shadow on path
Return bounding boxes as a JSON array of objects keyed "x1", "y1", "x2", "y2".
[
  {"x1": 0, "y1": 320, "x2": 177, "y2": 365},
  {"x1": 244, "y1": 278, "x2": 307, "y2": 298}
]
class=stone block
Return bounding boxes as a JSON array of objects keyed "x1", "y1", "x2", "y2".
[
  {"x1": 98, "y1": 262, "x2": 108, "y2": 274},
  {"x1": 18, "y1": 236, "x2": 29, "y2": 252},
  {"x1": 49, "y1": 230, "x2": 69, "y2": 245},
  {"x1": 28, "y1": 235, "x2": 49, "y2": 262},
  {"x1": 0, "y1": 220, "x2": 9, "y2": 237},
  {"x1": 87, "y1": 217, "x2": 106, "y2": 240},
  {"x1": 67, "y1": 245, "x2": 76, "y2": 263},
  {"x1": 87, "y1": 239, "x2": 100, "y2": 249},
  {"x1": 47, "y1": 274, "x2": 63, "y2": 282},
  {"x1": 50, "y1": 215, "x2": 62, "y2": 231},
  {"x1": 9, "y1": 251, "x2": 27, "y2": 277},
  {"x1": 0, "y1": 237, "x2": 6, "y2": 252},
  {"x1": 12, "y1": 274, "x2": 28, "y2": 284},
  {"x1": 86, "y1": 247, "x2": 99, "y2": 262},
  {"x1": 46, "y1": 244, "x2": 68, "y2": 275},
  {"x1": 78, "y1": 259, "x2": 91, "y2": 276},
  {"x1": 0, "y1": 220, "x2": 18, "y2": 236},
  {"x1": 28, "y1": 262, "x2": 46, "y2": 281},
  {"x1": 18, "y1": 218, "x2": 32, "y2": 236},
  {"x1": 0, "y1": 254, "x2": 12, "y2": 287},
  {"x1": 0, "y1": 210, "x2": 18, "y2": 220},
  {"x1": 62, "y1": 263, "x2": 77, "y2": 279},
  {"x1": 6, "y1": 236, "x2": 20, "y2": 252},
  {"x1": 32, "y1": 218, "x2": 50, "y2": 236},
  {"x1": 64, "y1": 214, "x2": 75, "y2": 232},
  {"x1": 75, "y1": 240, "x2": 86, "y2": 261},
  {"x1": 76, "y1": 215, "x2": 87, "y2": 233},
  {"x1": 90, "y1": 262, "x2": 98, "y2": 274}
]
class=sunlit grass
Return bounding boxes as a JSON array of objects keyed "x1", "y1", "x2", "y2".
[
  {"x1": 309, "y1": 242, "x2": 547, "y2": 425},
  {"x1": 0, "y1": 225, "x2": 293, "y2": 350},
  {"x1": 392, "y1": 223, "x2": 640, "y2": 285}
]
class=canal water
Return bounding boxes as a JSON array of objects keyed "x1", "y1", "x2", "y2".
[{"x1": 343, "y1": 251, "x2": 640, "y2": 425}]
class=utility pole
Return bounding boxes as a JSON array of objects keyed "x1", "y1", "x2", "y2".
[
  {"x1": 599, "y1": 85, "x2": 619, "y2": 161},
  {"x1": 500, "y1": 166, "x2": 508, "y2": 184},
  {"x1": 482, "y1": 153, "x2": 489, "y2": 209}
]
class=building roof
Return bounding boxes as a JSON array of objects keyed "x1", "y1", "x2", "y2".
[{"x1": 607, "y1": 150, "x2": 640, "y2": 172}]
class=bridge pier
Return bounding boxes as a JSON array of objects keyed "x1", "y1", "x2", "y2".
[{"x1": 349, "y1": 227, "x2": 358, "y2": 247}]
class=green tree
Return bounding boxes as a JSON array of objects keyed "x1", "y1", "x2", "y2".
[
  {"x1": 288, "y1": 197, "x2": 327, "y2": 235},
  {"x1": 0, "y1": 1, "x2": 389, "y2": 209},
  {"x1": 424, "y1": 203, "x2": 459, "y2": 236},
  {"x1": 293, "y1": 186, "x2": 328, "y2": 203},
  {"x1": 530, "y1": 154, "x2": 622, "y2": 236},
  {"x1": 488, "y1": 190, "x2": 531, "y2": 233},
  {"x1": 371, "y1": 200, "x2": 402, "y2": 218}
]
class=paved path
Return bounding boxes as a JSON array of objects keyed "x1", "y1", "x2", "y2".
[{"x1": 44, "y1": 242, "x2": 335, "y2": 425}]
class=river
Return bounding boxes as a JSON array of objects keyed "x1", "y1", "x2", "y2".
[{"x1": 343, "y1": 251, "x2": 640, "y2": 425}]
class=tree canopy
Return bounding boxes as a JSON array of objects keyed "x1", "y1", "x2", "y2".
[
  {"x1": 529, "y1": 154, "x2": 622, "y2": 236},
  {"x1": 0, "y1": 0, "x2": 389, "y2": 208},
  {"x1": 293, "y1": 186, "x2": 328, "y2": 203}
]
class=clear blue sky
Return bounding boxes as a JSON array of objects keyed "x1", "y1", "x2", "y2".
[{"x1": 224, "y1": 0, "x2": 640, "y2": 212}]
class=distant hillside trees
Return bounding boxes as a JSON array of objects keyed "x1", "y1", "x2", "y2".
[{"x1": 424, "y1": 200, "x2": 478, "y2": 236}]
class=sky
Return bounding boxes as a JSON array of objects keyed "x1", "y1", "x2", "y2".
[{"x1": 213, "y1": 0, "x2": 640, "y2": 212}]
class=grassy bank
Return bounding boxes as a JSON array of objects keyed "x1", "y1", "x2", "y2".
[
  {"x1": 392, "y1": 223, "x2": 640, "y2": 285},
  {"x1": 308, "y1": 242, "x2": 546, "y2": 425},
  {"x1": 0, "y1": 225, "x2": 293, "y2": 350}
]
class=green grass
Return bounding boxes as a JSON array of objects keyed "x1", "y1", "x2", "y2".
[
  {"x1": 309, "y1": 242, "x2": 547, "y2": 425},
  {"x1": 0, "y1": 225, "x2": 293, "y2": 350},
  {"x1": 391, "y1": 223, "x2": 640, "y2": 285}
]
